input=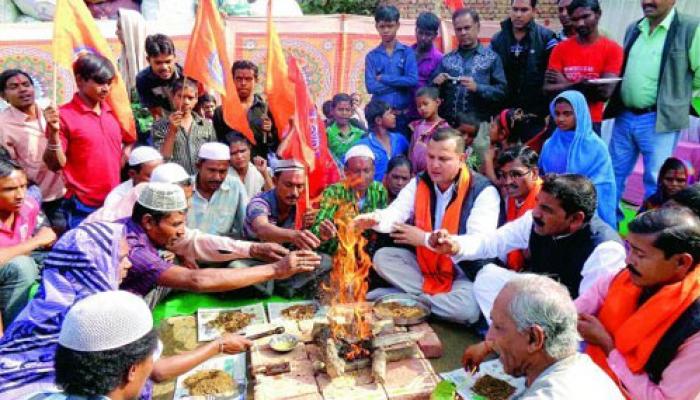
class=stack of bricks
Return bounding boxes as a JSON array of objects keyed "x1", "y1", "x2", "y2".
[
  {"x1": 387, "y1": 0, "x2": 560, "y2": 26},
  {"x1": 250, "y1": 321, "x2": 443, "y2": 400}
]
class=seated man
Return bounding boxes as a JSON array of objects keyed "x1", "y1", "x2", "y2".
[
  {"x1": 311, "y1": 145, "x2": 388, "y2": 255},
  {"x1": 0, "y1": 159, "x2": 55, "y2": 326},
  {"x1": 462, "y1": 274, "x2": 624, "y2": 399},
  {"x1": 430, "y1": 174, "x2": 625, "y2": 319},
  {"x1": 227, "y1": 132, "x2": 273, "y2": 201},
  {"x1": 103, "y1": 145, "x2": 163, "y2": 209},
  {"x1": 354, "y1": 128, "x2": 500, "y2": 324},
  {"x1": 577, "y1": 207, "x2": 700, "y2": 399},
  {"x1": 496, "y1": 145, "x2": 541, "y2": 271},
  {"x1": 118, "y1": 182, "x2": 321, "y2": 307},
  {"x1": 189, "y1": 142, "x2": 247, "y2": 237}
]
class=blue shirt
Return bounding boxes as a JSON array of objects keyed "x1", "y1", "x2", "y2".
[
  {"x1": 364, "y1": 42, "x2": 419, "y2": 110},
  {"x1": 358, "y1": 132, "x2": 409, "y2": 181},
  {"x1": 188, "y1": 173, "x2": 248, "y2": 237}
]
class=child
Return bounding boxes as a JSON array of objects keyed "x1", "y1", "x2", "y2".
[
  {"x1": 383, "y1": 155, "x2": 412, "y2": 204},
  {"x1": 151, "y1": 78, "x2": 216, "y2": 174},
  {"x1": 365, "y1": 5, "x2": 418, "y2": 136},
  {"x1": 350, "y1": 92, "x2": 368, "y2": 130},
  {"x1": 408, "y1": 87, "x2": 449, "y2": 173},
  {"x1": 135, "y1": 33, "x2": 183, "y2": 119},
  {"x1": 451, "y1": 111, "x2": 481, "y2": 169},
  {"x1": 195, "y1": 92, "x2": 216, "y2": 120},
  {"x1": 326, "y1": 93, "x2": 367, "y2": 163},
  {"x1": 358, "y1": 99, "x2": 409, "y2": 181},
  {"x1": 639, "y1": 157, "x2": 693, "y2": 213},
  {"x1": 539, "y1": 90, "x2": 616, "y2": 228}
]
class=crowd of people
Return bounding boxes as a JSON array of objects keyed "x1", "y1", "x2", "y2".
[{"x1": 0, "y1": 0, "x2": 699, "y2": 399}]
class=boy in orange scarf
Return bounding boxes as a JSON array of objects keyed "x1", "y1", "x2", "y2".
[{"x1": 576, "y1": 207, "x2": 700, "y2": 400}]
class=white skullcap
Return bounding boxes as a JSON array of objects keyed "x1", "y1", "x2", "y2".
[
  {"x1": 128, "y1": 146, "x2": 163, "y2": 166},
  {"x1": 58, "y1": 291, "x2": 153, "y2": 352},
  {"x1": 137, "y1": 182, "x2": 187, "y2": 212},
  {"x1": 198, "y1": 142, "x2": 230, "y2": 161},
  {"x1": 344, "y1": 144, "x2": 375, "y2": 164},
  {"x1": 151, "y1": 163, "x2": 191, "y2": 184},
  {"x1": 272, "y1": 159, "x2": 305, "y2": 174}
]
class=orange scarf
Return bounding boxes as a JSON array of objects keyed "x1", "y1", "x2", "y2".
[
  {"x1": 587, "y1": 267, "x2": 700, "y2": 381},
  {"x1": 505, "y1": 178, "x2": 542, "y2": 271},
  {"x1": 414, "y1": 165, "x2": 470, "y2": 295}
]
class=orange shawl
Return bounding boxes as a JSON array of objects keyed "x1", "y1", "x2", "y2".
[
  {"x1": 505, "y1": 178, "x2": 542, "y2": 271},
  {"x1": 414, "y1": 165, "x2": 470, "y2": 295},
  {"x1": 587, "y1": 267, "x2": 700, "y2": 380}
]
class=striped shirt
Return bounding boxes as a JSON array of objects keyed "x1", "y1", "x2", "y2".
[
  {"x1": 151, "y1": 114, "x2": 216, "y2": 175},
  {"x1": 118, "y1": 218, "x2": 172, "y2": 296}
]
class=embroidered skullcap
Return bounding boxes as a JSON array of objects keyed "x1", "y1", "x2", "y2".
[
  {"x1": 58, "y1": 291, "x2": 153, "y2": 351},
  {"x1": 137, "y1": 182, "x2": 187, "y2": 212},
  {"x1": 151, "y1": 163, "x2": 190, "y2": 184},
  {"x1": 272, "y1": 159, "x2": 305, "y2": 174},
  {"x1": 198, "y1": 142, "x2": 230, "y2": 161},
  {"x1": 128, "y1": 146, "x2": 163, "y2": 166},
  {"x1": 344, "y1": 144, "x2": 375, "y2": 164}
]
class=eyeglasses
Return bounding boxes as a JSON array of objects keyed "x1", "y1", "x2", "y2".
[{"x1": 497, "y1": 169, "x2": 531, "y2": 180}]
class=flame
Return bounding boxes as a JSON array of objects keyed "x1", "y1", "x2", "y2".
[{"x1": 322, "y1": 191, "x2": 374, "y2": 347}]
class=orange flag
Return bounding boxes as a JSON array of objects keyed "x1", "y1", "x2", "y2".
[
  {"x1": 278, "y1": 57, "x2": 340, "y2": 229},
  {"x1": 264, "y1": 0, "x2": 294, "y2": 139},
  {"x1": 184, "y1": 0, "x2": 254, "y2": 144},
  {"x1": 53, "y1": 0, "x2": 136, "y2": 141},
  {"x1": 444, "y1": 0, "x2": 463, "y2": 12}
]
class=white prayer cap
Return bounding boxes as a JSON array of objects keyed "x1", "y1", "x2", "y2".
[
  {"x1": 272, "y1": 159, "x2": 305, "y2": 174},
  {"x1": 198, "y1": 142, "x2": 230, "y2": 161},
  {"x1": 151, "y1": 163, "x2": 190, "y2": 184},
  {"x1": 137, "y1": 182, "x2": 187, "y2": 212},
  {"x1": 128, "y1": 146, "x2": 163, "y2": 166},
  {"x1": 58, "y1": 291, "x2": 153, "y2": 352},
  {"x1": 344, "y1": 144, "x2": 375, "y2": 164}
]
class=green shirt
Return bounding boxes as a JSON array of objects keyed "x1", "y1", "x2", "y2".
[
  {"x1": 311, "y1": 181, "x2": 387, "y2": 254},
  {"x1": 621, "y1": 9, "x2": 700, "y2": 108},
  {"x1": 326, "y1": 122, "x2": 366, "y2": 162}
]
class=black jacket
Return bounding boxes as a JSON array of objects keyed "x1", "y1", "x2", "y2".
[{"x1": 490, "y1": 19, "x2": 555, "y2": 118}]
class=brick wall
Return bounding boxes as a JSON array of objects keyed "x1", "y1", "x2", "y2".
[{"x1": 388, "y1": 0, "x2": 560, "y2": 27}]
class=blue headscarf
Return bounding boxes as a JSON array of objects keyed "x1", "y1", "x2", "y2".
[
  {"x1": 540, "y1": 91, "x2": 617, "y2": 228},
  {"x1": 0, "y1": 222, "x2": 125, "y2": 399}
]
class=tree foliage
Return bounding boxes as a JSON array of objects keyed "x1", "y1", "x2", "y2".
[{"x1": 299, "y1": 0, "x2": 378, "y2": 16}]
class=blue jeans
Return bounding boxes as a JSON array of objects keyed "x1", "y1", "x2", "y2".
[
  {"x1": 61, "y1": 196, "x2": 99, "y2": 230},
  {"x1": 0, "y1": 255, "x2": 39, "y2": 326},
  {"x1": 608, "y1": 111, "x2": 680, "y2": 220}
]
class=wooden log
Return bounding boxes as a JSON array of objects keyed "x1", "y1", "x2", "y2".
[
  {"x1": 325, "y1": 338, "x2": 345, "y2": 378},
  {"x1": 372, "y1": 348, "x2": 387, "y2": 384},
  {"x1": 371, "y1": 331, "x2": 424, "y2": 349},
  {"x1": 384, "y1": 342, "x2": 419, "y2": 362}
]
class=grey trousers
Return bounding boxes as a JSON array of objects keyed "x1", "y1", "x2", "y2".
[
  {"x1": 0, "y1": 255, "x2": 39, "y2": 326},
  {"x1": 371, "y1": 247, "x2": 481, "y2": 324}
]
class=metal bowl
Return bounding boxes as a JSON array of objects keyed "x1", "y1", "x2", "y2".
[
  {"x1": 269, "y1": 333, "x2": 299, "y2": 353},
  {"x1": 373, "y1": 293, "x2": 431, "y2": 326}
]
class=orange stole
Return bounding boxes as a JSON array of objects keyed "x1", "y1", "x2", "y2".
[
  {"x1": 414, "y1": 166, "x2": 470, "y2": 295},
  {"x1": 505, "y1": 178, "x2": 542, "y2": 271},
  {"x1": 587, "y1": 267, "x2": 700, "y2": 381}
]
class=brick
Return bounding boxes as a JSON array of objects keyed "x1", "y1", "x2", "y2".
[
  {"x1": 382, "y1": 358, "x2": 439, "y2": 400},
  {"x1": 251, "y1": 341, "x2": 308, "y2": 370},
  {"x1": 316, "y1": 369, "x2": 388, "y2": 400},
  {"x1": 254, "y1": 360, "x2": 321, "y2": 400},
  {"x1": 408, "y1": 323, "x2": 443, "y2": 359}
]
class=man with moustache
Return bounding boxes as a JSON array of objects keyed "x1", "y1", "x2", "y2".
[
  {"x1": 188, "y1": 142, "x2": 247, "y2": 238},
  {"x1": 135, "y1": 34, "x2": 183, "y2": 119},
  {"x1": 605, "y1": 0, "x2": 700, "y2": 220},
  {"x1": 576, "y1": 207, "x2": 700, "y2": 399},
  {"x1": 428, "y1": 174, "x2": 625, "y2": 319},
  {"x1": 354, "y1": 128, "x2": 500, "y2": 324}
]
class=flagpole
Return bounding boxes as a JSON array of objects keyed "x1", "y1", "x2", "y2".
[
  {"x1": 52, "y1": 61, "x2": 58, "y2": 106},
  {"x1": 179, "y1": 74, "x2": 189, "y2": 115}
]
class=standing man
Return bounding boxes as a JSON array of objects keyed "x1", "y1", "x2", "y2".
[
  {"x1": 212, "y1": 60, "x2": 278, "y2": 159},
  {"x1": 605, "y1": 0, "x2": 700, "y2": 219},
  {"x1": 188, "y1": 142, "x2": 247, "y2": 238},
  {"x1": 431, "y1": 8, "x2": 507, "y2": 125},
  {"x1": 544, "y1": 0, "x2": 623, "y2": 133},
  {"x1": 0, "y1": 69, "x2": 65, "y2": 231},
  {"x1": 102, "y1": 146, "x2": 163, "y2": 209},
  {"x1": 365, "y1": 4, "x2": 419, "y2": 136},
  {"x1": 490, "y1": 0, "x2": 556, "y2": 122},
  {"x1": 555, "y1": 0, "x2": 576, "y2": 42},
  {"x1": 135, "y1": 34, "x2": 183, "y2": 120},
  {"x1": 413, "y1": 12, "x2": 443, "y2": 93},
  {"x1": 43, "y1": 54, "x2": 135, "y2": 229},
  {"x1": 354, "y1": 128, "x2": 500, "y2": 324}
]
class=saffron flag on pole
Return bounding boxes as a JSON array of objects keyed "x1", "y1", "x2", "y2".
[
  {"x1": 184, "y1": 0, "x2": 254, "y2": 144},
  {"x1": 264, "y1": 0, "x2": 295, "y2": 139},
  {"x1": 277, "y1": 57, "x2": 340, "y2": 229},
  {"x1": 444, "y1": 0, "x2": 463, "y2": 12},
  {"x1": 53, "y1": 0, "x2": 136, "y2": 141}
]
